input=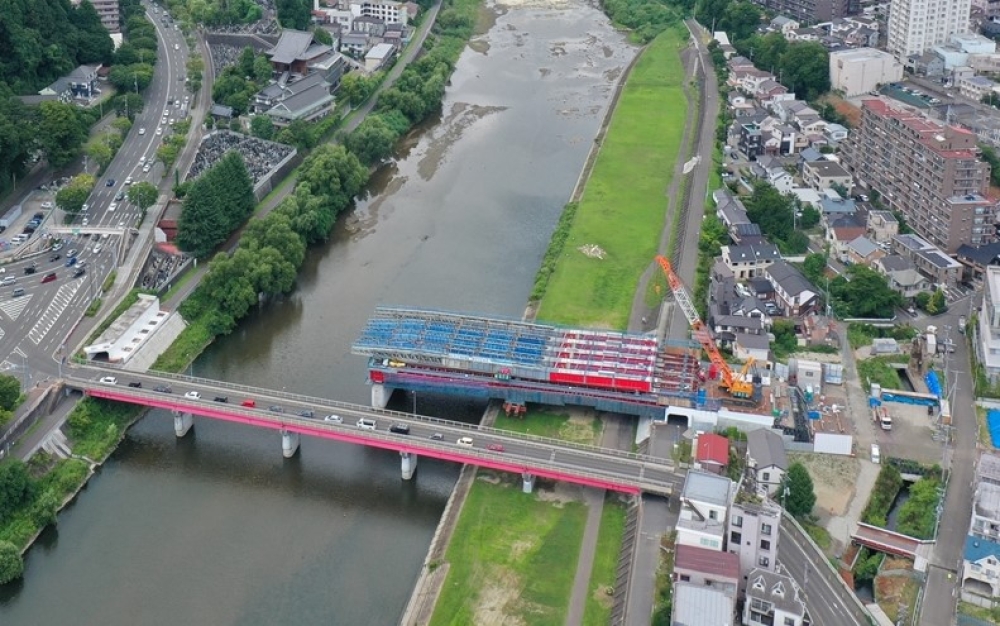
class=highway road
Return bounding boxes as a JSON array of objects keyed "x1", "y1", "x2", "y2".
[
  {"x1": 778, "y1": 519, "x2": 870, "y2": 626},
  {"x1": 0, "y1": 3, "x2": 190, "y2": 385},
  {"x1": 72, "y1": 366, "x2": 683, "y2": 495}
]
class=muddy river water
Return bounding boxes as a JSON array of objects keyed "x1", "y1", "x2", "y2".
[{"x1": 0, "y1": 3, "x2": 635, "y2": 623}]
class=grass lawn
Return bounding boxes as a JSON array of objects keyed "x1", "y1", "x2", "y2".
[
  {"x1": 856, "y1": 355, "x2": 904, "y2": 392},
  {"x1": 535, "y1": 27, "x2": 688, "y2": 330},
  {"x1": 494, "y1": 407, "x2": 602, "y2": 446},
  {"x1": 959, "y1": 600, "x2": 1000, "y2": 623},
  {"x1": 430, "y1": 478, "x2": 588, "y2": 626},
  {"x1": 583, "y1": 499, "x2": 627, "y2": 625}
]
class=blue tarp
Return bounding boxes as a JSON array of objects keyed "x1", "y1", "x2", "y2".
[
  {"x1": 807, "y1": 411, "x2": 821, "y2": 420},
  {"x1": 926, "y1": 371, "x2": 942, "y2": 397},
  {"x1": 869, "y1": 397, "x2": 881, "y2": 408},
  {"x1": 988, "y1": 410, "x2": 1000, "y2": 449}
]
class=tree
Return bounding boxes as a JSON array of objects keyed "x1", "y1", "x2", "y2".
[
  {"x1": 113, "y1": 93, "x2": 144, "y2": 120},
  {"x1": 930, "y1": 289, "x2": 948, "y2": 315},
  {"x1": 55, "y1": 174, "x2": 96, "y2": 214},
  {"x1": 981, "y1": 144, "x2": 1000, "y2": 187},
  {"x1": 779, "y1": 42, "x2": 830, "y2": 101},
  {"x1": 0, "y1": 461, "x2": 34, "y2": 523},
  {"x1": 177, "y1": 152, "x2": 255, "y2": 257},
  {"x1": 250, "y1": 115, "x2": 275, "y2": 140},
  {"x1": 253, "y1": 56, "x2": 273, "y2": 84},
  {"x1": 277, "y1": 0, "x2": 312, "y2": 29},
  {"x1": 339, "y1": 73, "x2": 378, "y2": 107},
  {"x1": 830, "y1": 265, "x2": 903, "y2": 318},
  {"x1": 313, "y1": 26, "x2": 333, "y2": 46},
  {"x1": 31, "y1": 489, "x2": 60, "y2": 528},
  {"x1": 38, "y1": 101, "x2": 86, "y2": 169},
  {"x1": 345, "y1": 115, "x2": 398, "y2": 164},
  {"x1": 85, "y1": 139, "x2": 113, "y2": 171},
  {"x1": 801, "y1": 253, "x2": 827, "y2": 286},
  {"x1": 0, "y1": 541, "x2": 24, "y2": 585},
  {"x1": 745, "y1": 183, "x2": 795, "y2": 245},
  {"x1": 799, "y1": 205, "x2": 820, "y2": 229},
  {"x1": 720, "y1": 2, "x2": 762, "y2": 43},
  {"x1": 781, "y1": 462, "x2": 816, "y2": 518},
  {"x1": 127, "y1": 181, "x2": 159, "y2": 211}
]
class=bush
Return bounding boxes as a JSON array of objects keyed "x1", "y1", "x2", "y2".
[
  {"x1": 0, "y1": 540, "x2": 23, "y2": 585},
  {"x1": 862, "y1": 464, "x2": 902, "y2": 527},
  {"x1": 896, "y1": 476, "x2": 942, "y2": 539}
]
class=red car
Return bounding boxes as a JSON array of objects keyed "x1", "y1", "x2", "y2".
[
  {"x1": 240, "y1": 399, "x2": 256, "y2": 408},
  {"x1": 486, "y1": 443, "x2": 505, "y2": 452},
  {"x1": 41, "y1": 272, "x2": 57, "y2": 284}
]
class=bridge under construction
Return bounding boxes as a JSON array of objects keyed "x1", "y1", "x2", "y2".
[{"x1": 351, "y1": 307, "x2": 709, "y2": 418}]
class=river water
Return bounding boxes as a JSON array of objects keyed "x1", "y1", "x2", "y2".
[{"x1": 0, "y1": 3, "x2": 635, "y2": 624}]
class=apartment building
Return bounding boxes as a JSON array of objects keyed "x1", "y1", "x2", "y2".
[
  {"x1": 750, "y1": 0, "x2": 855, "y2": 25},
  {"x1": 962, "y1": 452, "x2": 1000, "y2": 607},
  {"x1": 727, "y1": 496, "x2": 782, "y2": 581},
  {"x1": 743, "y1": 568, "x2": 808, "y2": 626},
  {"x1": 74, "y1": 0, "x2": 119, "y2": 33},
  {"x1": 977, "y1": 266, "x2": 1000, "y2": 384},
  {"x1": 829, "y1": 48, "x2": 904, "y2": 97},
  {"x1": 677, "y1": 470, "x2": 733, "y2": 552},
  {"x1": 887, "y1": 0, "x2": 972, "y2": 58},
  {"x1": 842, "y1": 99, "x2": 997, "y2": 253}
]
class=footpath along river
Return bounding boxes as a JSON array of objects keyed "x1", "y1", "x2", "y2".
[{"x1": 0, "y1": 2, "x2": 635, "y2": 623}]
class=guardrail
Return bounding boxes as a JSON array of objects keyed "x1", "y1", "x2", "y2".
[{"x1": 68, "y1": 365, "x2": 676, "y2": 469}]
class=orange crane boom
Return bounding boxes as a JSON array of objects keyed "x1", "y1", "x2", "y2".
[{"x1": 655, "y1": 256, "x2": 754, "y2": 399}]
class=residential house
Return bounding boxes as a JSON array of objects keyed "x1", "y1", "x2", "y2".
[
  {"x1": 867, "y1": 210, "x2": 899, "y2": 243},
  {"x1": 672, "y1": 583, "x2": 738, "y2": 626},
  {"x1": 740, "y1": 121, "x2": 764, "y2": 160},
  {"x1": 714, "y1": 189, "x2": 752, "y2": 231},
  {"x1": 789, "y1": 27, "x2": 821, "y2": 42},
  {"x1": 818, "y1": 194, "x2": 857, "y2": 224},
  {"x1": 770, "y1": 16, "x2": 800, "y2": 36},
  {"x1": 845, "y1": 235, "x2": 884, "y2": 265},
  {"x1": 734, "y1": 332, "x2": 772, "y2": 365},
  {"x1": 352, "y1": 14, "x2": 386, "y2": 35},
  {"x1": 798, "y1": 147, "x2": 824, "y2": 165},
  {"x1": 906, "y1": 50, "x2": 946, "y2": 77},
  {"x1": 673, "y1": 543, "x2": 740, "y2": 598},
  {"x1": 731, "y1": 223, "x2": 768, "y2": 246},
  {"x1": 825, "y1": 123, "x2": 849, "y2": 142},
  {"x1": 743, "y1": 569, "x2": 808, "y2": 626},
  {"x1": 713, "y1": 315, "x2": 766, "y2": 351},
  {"x1": 977, "y1": 266, "x2": 1000, "y2": 384},
  {"x1": 676, "y1": 470, "x2": 733, "y2": 551},
  {"x1": 340, "y1": 31, "x2": 370, "y2": 56},
  {"x1": 892, "y1": 233, "x2": 963, "y2": 287},
  {"x1": 728, "y1": 92, "x2": 758, "y2": 116},
  {"x1": 873, "y1": 254, "x2": 931, "y2": 298},
  {"x1": 827, "y1": 215, "x2": 867, "y2": 258},
  {"x1": 802, "y1": 159, "x2": 853, "y2": 191},
  {"x1": 753, "y1": 156, "x2": 794, "y2": 193},
  {"x1": 957, "y1": 241, "x2": 1000, "y2": 285},
  {"x1": 749, "y1": 276, "x2": 777, "y2": 303},
  {"x1": 746, "y1": 429, "x2": 789, "y2": 496},
  {"x1": 728, "y1": 496, "x2": 782, "y2": 580},
  {"x1": 695, "y1": 432, "x2": 730, "y2": 475},
  {"x1": 765, "y1": 261, "x2": 822, "y2": 316},
  {"x1": 961, "y1": 535, "x2": 1000, "y2": 607},
  {"x1": 721, "y1": 243, "x2": 782, "y2": 280}
]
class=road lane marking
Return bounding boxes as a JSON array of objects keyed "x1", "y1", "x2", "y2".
[
  {"x1": 0, "y1": 294, "x2": 33, "y2": 320},
  {"x1": 28, "y1": 283, "x2": 80, "y2": 344}
]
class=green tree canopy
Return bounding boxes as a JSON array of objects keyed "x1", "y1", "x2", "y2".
[
  {"x1": 0, "y1": 461, "x2": 34, "y2": 524},
  {"x1": 249, "y1": 115, "x2": 274, "y2": 140},
  {"x1": 127, "y1": 181, "x2": 159, "y2": 211},
  {"x1": 781, "y1": 462, "x2": 816, "y2": 518},
  {"x1": 0, "y1": 540, "x2": 24, "y2": 585},
  {"x1": 830, "y1": 265, "x2": 903, "y2": 318},
  {"x1": 55, "y1": 173, "x2": 96, "y2": 214},
  {"x1": 0, "y1": 374, "x2": 20, "y2": 411},
  {"x1": 801, "y1": 253, "x2": 827, "y2": 286},
  {"x1": 38, "y1": 101, "x2": 86, "y2": 168},
  {"x1": 177, "y1": 151, "x2": 255, "y2": 257},
  {"x1": 346, "y1": 115, "x2": 398, "y2": 165},
  {"x1": 779, "y1": 42, "x2": 830, "y2": 101}
]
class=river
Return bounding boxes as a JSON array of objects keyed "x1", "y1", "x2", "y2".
[{"x1": 0, "y1": 3, "x2": 635, "y2": 623}]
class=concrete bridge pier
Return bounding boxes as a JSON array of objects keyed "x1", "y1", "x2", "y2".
[
  {"x1": 371, "y1": 383, "x2": 393, "y2": 409},
  {"x1": 281, "y1": 430, "x2": 300, "y2": 458},
  {"x1": 522, "y1": 472, "x2": 535, "y2": 494},
  {"x1": 400, "y1": 452, "x2": 417, "y2": 480},
  {"x1": 173, "y1": 411, "x2": 193, "y2": 437}
]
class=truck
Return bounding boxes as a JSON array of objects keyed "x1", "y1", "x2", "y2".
[
  {"x1": 959, "y1": 316, "x2": 967, "y2": 335},
  {"x1": 874, "y1": 406, "x2": 892, "y2": 431}
]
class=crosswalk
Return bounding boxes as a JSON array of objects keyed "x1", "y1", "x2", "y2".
[
  {"x1": 0, "y1": 294, "x2": 32, "y2": 321},
  {"x1": 29, "y1": 283, "x2": 80, "y2": 345}
]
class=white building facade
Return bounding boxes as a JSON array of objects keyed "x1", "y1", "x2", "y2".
[
  {"x1": 976, "y1": 266, "x2": 1000, "y2": 384},
  {"x1": 887, "y1": 0, "x2": 972, "y2": 58},
  {"x1": 830, "y1": 48, "x2": 904, "y2": 97}
]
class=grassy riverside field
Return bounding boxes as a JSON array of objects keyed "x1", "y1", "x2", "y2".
[
  {"x1": 430, "y1": 28, "x2": 693, "y2": 623},
  {"x1": 535, "y1": 28, "x2": 688, "y2": 329}
]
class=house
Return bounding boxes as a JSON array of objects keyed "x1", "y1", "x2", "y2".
[
  {"x1": 743, "y1": 568, "x2": 808, "y2": 626},
  {"x1": 676, "y1": 470, "x2": 733, "y2": 551},
  {"x1": 873, "y1": 254, "x2": 931, "y2": 298},
  {"x1": 264, "y1": 81, "x2": 336, "y2": 126},
  {"x1": 340, "y1": 31, "x2": 370, "y2": 56},
  {"x1": 827, "y1": 215, "x2": 867, "y2": 258},
  {"x1": 818, "y1": 194, "x2": 857, "y2": 223},
  {"x1": 765, "y1": 261, "x2": 821, "y2": 316},
  {"x1": 715, "y1": 189, "x2": 752, "y2": 231},
  {"x1": 695, "y1": 432, "x2": 731, "y2": 475},
  {"x1": 352, "y1": 14, "x2": 386, "y2": 35},
  {"x1": 721, "y1": 243, "x2": 782, "y2": 280},
  {"x1": 673, "y1": 544, "x2": 740, "y2": 597},
  {"x1": 961, "y1": 535, "x2": 1000, "y2": 607},
  {"x1": 728, "y1": 497, "x2": 782, "y2": 579},
  {"x1": 802, "y1": 159, "x2": 853, "y2": 191},
  {"x1": 39, "y1": 65, "x2": 101, "y2": 102},
  {"x1": 825, "y1": 123, "x2": 849, "y2": 142},
  {"x1": 867, "y1": 210, "x2": 899, "y2": 243},
  {"x1": 957, "y1": 241, "x2": 1000, "y2": 285},
  {"x1": 746, "y1": 429, "x2": 788, "y2": 496},
  {"x1": 798, "y1": 147, "x2": 824, "y2": 165},
  {"x1": 672, "y1": 582, "x2": 737, "y2": 626},
  {"x1": 770, "y1": 16, "x2": 800, "y2": 36},
  {"x1": 713, "y1": 315, "x2": 766, "y2": 350},
  {"x1": 365, "y1": 42, "x2": 395, "y2": 72},
  {"x1": 731, "y1": 223, "x2": 767, "y2": 246},
  {"x1": 210, "y1": 104, "x2": 235, "y2": 120},
  {"x1": 740, "y1": 122, "x2": 764, "y2": 160},
  {"x1": 845, "y1": 235, "x2": 884, "y2": 265},
  {"x1": 891, "y1": 233, "x2": 963, "y2": 287},
  {"x1": 734, "y1": 331, "x2": 771, "y2": 365}
]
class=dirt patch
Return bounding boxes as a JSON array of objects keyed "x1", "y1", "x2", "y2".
[
  {"x1": 474, "y1": 572, "x2": 527, "y2": 626},
  {"x1": 874, "y1": 573, "x2": 920, "y2": 622},
  {"x1": 820, "y1": 93, "x2": 862, "y2": 128},
  {"x1": 789, "y1": 452, "x2": 859, "y2": 516},
  {"x1": 536, "y1": 481, "x2": 584, "y2": 506},
  {"x1": 477, "y1": 472, "x2": 504, "y2": 485},
  {"x1": 560, "y1": 412, "x2": 600, "y2": 444},
  {"x1": 591, "y1": 584, "x2": 614, "y2": 609},
  {"x1": 882, "y1": 556, "x2": 914, "y2": 571}
]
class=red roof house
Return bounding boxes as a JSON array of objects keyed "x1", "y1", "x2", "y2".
[{"x1": 695, "y1": 433, "x2": 730, "y2": 475}]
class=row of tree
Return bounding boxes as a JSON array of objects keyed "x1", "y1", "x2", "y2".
[
  {"x1": 211, "y1": 47, "x2": 273, "y2": 116},
  {"x1": 743, "y1": 183, "x2": 810, "y2": 254},
  {"x1": 179, "y1": 144, "x2": 369, "y2": 334}
]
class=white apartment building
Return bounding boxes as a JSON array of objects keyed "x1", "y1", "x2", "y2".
[
  {"x1": 677, "y1": 470, "x2": 733, "y2": 552},
  {"x1": 830, "y1": 48, "x2": 904, "y2": 97},
  {"x1": 976, "y1": 266, "x2": 1000, "y2": 384},
  {"x1": 728, "y1": 498, "x2": 782, "y2": 582},
  {"x1": 962, "y1": 453, "x2": 1000, "y2": 607},
  {"x1": 887, "y1": 0, "x2": 972, "y2": 59},
  {"x1": 353, "y1": 0, "x2": 409, "y2": 25}
]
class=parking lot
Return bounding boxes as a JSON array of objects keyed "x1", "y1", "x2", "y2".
[{"x1": 873, "y1": 401, "x2": 945, "y2": 466}]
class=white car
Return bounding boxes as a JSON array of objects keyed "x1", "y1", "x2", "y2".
[
  {"x1": 138, "y1": 128, "x2": 146, "y2": 135},
  {"x1": 99, "y1": 376, "x2": 118, "y2": 385},
  {"x1": 108, "y1": 203, "x2": 117, "y2": 212},
  {"x1": 118, "y1": 220, "x2": 126, "y2": 227},
  {"x1": 41, "y1": 201, "x2": 53, "y2": 209},
  {"x1": 456, "y1": 437, "x2": 474, "y2": 448},
  {"x1": 184, "y1": 391, "x2": 201, "y2": 399},
  {"x1": 125, "y1": 177, "x2": 133, "y2": 185},
  {"x1": 174, "y1": 43, "x2": 179, "y2": 50},
  {"x1": 143, "y1": 164, "x2": 151, "y2": 172},
  {"x1": 81, "y1": 203, "x2": 89, "y2": 212},
  {"x1": 324, "y1": 414, "x2": 342, "y2": 423},
  {"x1": 155, "y1": 127, "x2": 163, "y2": 136},
  {"x1": 93, "y1": 244, "x2": 102, "y2": 254},
  {"x1": 139, "y1": 156, "x2": 146, "y2": 164},
  {"x1": 81, "y1": 217, "x2": 89, "y2": 226}
]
